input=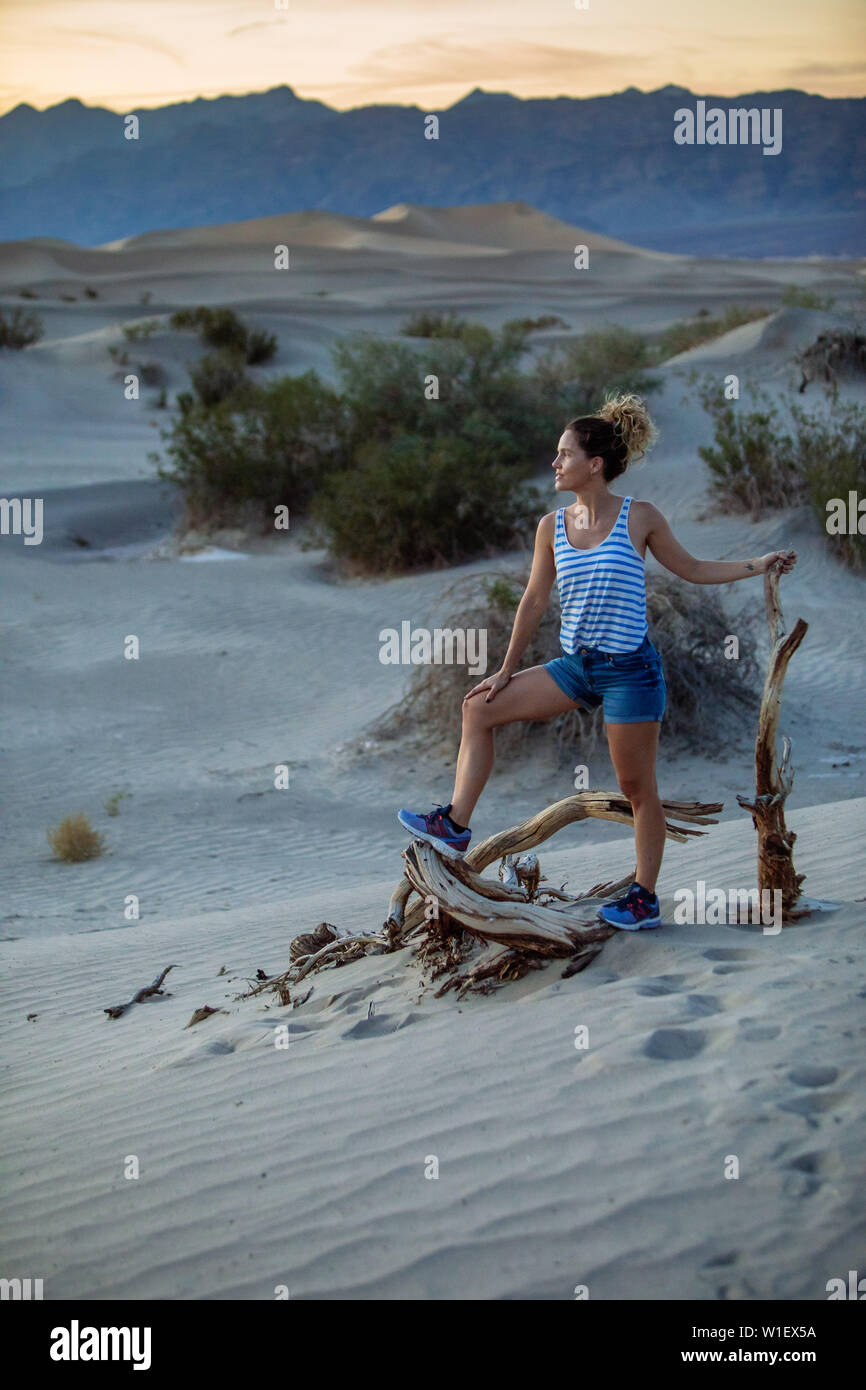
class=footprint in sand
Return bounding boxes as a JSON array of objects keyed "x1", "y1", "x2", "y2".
[
  {"x1": 738, "y1": 1018, "x2": 782, "y2": 1042},
  {"x1": 778, "y1": 1068, "x2": 843, "y2": 1125},
  {"x1": 780, "y1": 1147, "x2": 838, "y2": 1198},
  {"x1": 683, "y1": 994, "x2": 724, "y2": 1017},
  {"x1": 643, "y1": 1028, "x2": 707, "y2": 1060},
  {"x1": 788, "y1": 1065, "x2": 839, "y2": 1088}
]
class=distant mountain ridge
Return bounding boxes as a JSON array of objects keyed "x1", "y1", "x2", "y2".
[{"x1": 1, "y1": 84, "x2": 863, "y2": 256}]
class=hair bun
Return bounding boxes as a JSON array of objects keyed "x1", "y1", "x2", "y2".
[{"x1": 598, "y1": 393, "x2": 658, "y2": 462}]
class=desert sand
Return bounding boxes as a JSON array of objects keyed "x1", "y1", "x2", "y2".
[{"x1": 1, "y1": 202, "x2": 864, "y2": 1299}]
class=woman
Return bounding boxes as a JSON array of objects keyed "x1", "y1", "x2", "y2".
[{"x1": 398, "y1": 393, "x2": 797, "y2": 930}]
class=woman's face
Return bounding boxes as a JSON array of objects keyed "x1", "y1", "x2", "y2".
[{"x1": 552, "y1": 429, "x2": 602, "y2": 492}]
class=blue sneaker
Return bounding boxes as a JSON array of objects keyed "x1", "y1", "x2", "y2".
[
  {"x1": 597, "y1": 881, "x2": 661, "y2": 930},
  {"x1": 397, "y1": 803, "x2": 471, "y2": 859}
]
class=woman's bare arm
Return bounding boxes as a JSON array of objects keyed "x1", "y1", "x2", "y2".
[
  {"x1": 464, "y1": 514, "x2": 556, "y2": 701},
  {"x1": 643, "y1": 502, "x2": 797, "y2": 584},
  {"x1": 500, "y1": 513, "x2": 557, "y2": 672}
]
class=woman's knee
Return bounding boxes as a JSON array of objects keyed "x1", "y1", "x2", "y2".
[
  {"x1": 618, "y1": 775, "x2": 658, "y2": 802},
  {"x1": 462, "y1": 694, "x2": 495, "y2": 730}
]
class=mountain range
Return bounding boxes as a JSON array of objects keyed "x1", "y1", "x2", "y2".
[{"x1": 1, "y1": 84, "x2": 863, "y2": 256}]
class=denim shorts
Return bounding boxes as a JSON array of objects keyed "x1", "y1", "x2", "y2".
[{"x1": 544, "y1": 634, "x2": 666, "y2": 723}]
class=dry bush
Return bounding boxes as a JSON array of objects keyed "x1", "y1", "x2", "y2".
[
  {"x1": 366, "y1": 567, "x2": 760, "y2": 763},
  {"x1": 695, "y1": 381, "x2": 804, "y2": 514},
  {"x1": 137, "y1": 360, "x2": 167, "y2": 388},
  {"x1": 696, "y1": 378, "x2": 866, "y2": 569},
  {"x1": 796, "y1": 330, "x2": 866, "y2": 392},
  {"x1": 122, "y1": 319, "x2": 161, "y2": 343},
  {"x1": 47, "y1": 812, "x2": 106, "y2": 862},
  {"x1": 0, "y1": 307, "x2": 43, "y2": 349}
]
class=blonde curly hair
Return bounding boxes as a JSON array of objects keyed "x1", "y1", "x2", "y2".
[{"x1": 566, "y1": 393, "x2": 658, "y2": 479}]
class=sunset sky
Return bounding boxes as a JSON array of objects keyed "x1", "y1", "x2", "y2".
[{"x1": 1, "y1": 0, "x2": 864, "y2": 116}]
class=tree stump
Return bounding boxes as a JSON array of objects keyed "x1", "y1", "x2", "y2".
[{"x1": 736, "y1": 561, "x2": 808, "y2": 920}]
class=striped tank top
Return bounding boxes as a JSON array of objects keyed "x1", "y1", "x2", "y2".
[{"x1": 553, "y1": 496, "x2": 648, "y2": 654}]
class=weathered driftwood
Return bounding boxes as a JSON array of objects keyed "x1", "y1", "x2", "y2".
[
  {"x1": 388, "y1": 791, "x2": 722, "y2": 937},
  {"x1": 104, "y1": 964, "x2": 175, "y2": 1019},
  {"x1": 736, "y1": 562, "x2": 808, "y2": 919},
  {"x1": 403, "y1": 840, "x2": 597, "y2": 950},
  {"x1": 247, "y1": 792, "x2": 721, "y2": 1001}
]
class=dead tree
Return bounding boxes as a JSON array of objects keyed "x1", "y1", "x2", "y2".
[
  {"x1": 736, "y1": 561, "x2": 808, "y2": 919},
  {"x1": 245, "y1": 793, "x2": 721, "y2": 1001}
]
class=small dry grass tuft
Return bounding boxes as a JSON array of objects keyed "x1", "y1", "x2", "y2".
[
  {"x1": 366, "y1": 568, "x2": 761, "y2": 761},
  {"x1": 47, "y1": 812, "x2": 106, "y2": 862}
]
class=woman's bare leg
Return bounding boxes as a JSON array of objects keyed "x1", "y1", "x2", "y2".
[
  {"x1": 605, "y1": 721, "x2": 665, "y2": 891},
  {"x1": 449, "y1": 666, "x2": 579, "y2": 826}
]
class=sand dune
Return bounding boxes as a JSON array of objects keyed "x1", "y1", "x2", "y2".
[
  {"x1": 372, "y1": 200, "x2": 653, "y2": 255},
  {"x1": 1, "y1": 201, "x2": 865, "y2": 1301},
  {"x1": 667, "y1": 306, "x2": 862, "y2": 370},
  {"x1": 1, "y1": 800, "x2": 863, "y2": 1299}
]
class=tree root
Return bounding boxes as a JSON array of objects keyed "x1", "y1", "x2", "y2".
[
  {"x1": 104, "y1": 965, "x2": 176, "y2": 1019},
  {"x1": 247, "y1": 792, "x2": 720, "y2": 1002}
]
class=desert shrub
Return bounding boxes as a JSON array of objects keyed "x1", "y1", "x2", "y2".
[
  {"x1": 365, "y1": 567, "x2": 760, "y2": 762},
  {"x1": 402, "y1": 311, "x2": 568, "y2": 339},
  {"x1": 137, "y1": 360, "x2": 167, "y2": 388},
  {"x1": 18, "y1": 288, "x2": 38, "y2": 299},
  {"x1": 187, "y1": 350, "x2": 251, "y2": 407},
  {"x1": 0, "y1": 307, "x2": 43, "y2": 348},
  {"x1": 330, "y1": 337, "x2": 432, "y2": 442},
  {"x1": 311, "y1": 434, "x2": 540, "y2": 574},
  {"x1": 656, "y1": 304, "x2": 769, "y2": 360},
  {"x1": 154, "y1": 369, "x2": 346, "y2": 526},
  {"x1": 402, "y1": 310, "x2": 466, "y2": 338},
  {"x1": 697, "y1": 379, "x2": 866, "y2": 569},
  {"x1": 122, "y1": 318, "x2": 161, "y2": 342},
  {"x1": 47, "y1": 812, "x2": 106, "y2": 862},
  {"x1": 791, "y1": 396, "x2": 866, "y2": 571},
  {"x1": 506, "y1": 314, "x2": 569, "y2": 334},
  {"x1": 156, "y1": 314, "x2": 654, "y2": 554},
  {"x1": 530, "y1": 325, "x2": 660, "y2": 419},
  {"x1": 245, "y1": 327, "x2": 278, "y2": 364},
  {"x1": 84, "y1": 286, "x2": 99, "y2": 299},
  {"x1": 696, "y1": 382, "x2": 804, "y2": 513},
  {"x1": 331, "y1": 322, "x2": 560, "y2": 466},
  {"x1": 780, "y1": 286, "x2": 836, "y2": 311},
  {"x1": 170, "y1": 306, "x2": 276, "y2": 364},
  {"x1": 796, "y1": 330, "x2": 866, "y2": 391}
]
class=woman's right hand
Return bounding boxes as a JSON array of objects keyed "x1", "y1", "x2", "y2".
[{"x1": 463, "y1": 670, "x2": 513, "y2": 705}]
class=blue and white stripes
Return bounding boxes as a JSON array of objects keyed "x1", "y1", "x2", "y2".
[{"x1": 554, "y1": 497, "x2": 648, "y2": 654}]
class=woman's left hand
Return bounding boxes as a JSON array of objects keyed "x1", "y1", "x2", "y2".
[{"x1": 759, "y1": 549, "x2": 797, "y2": 574}]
